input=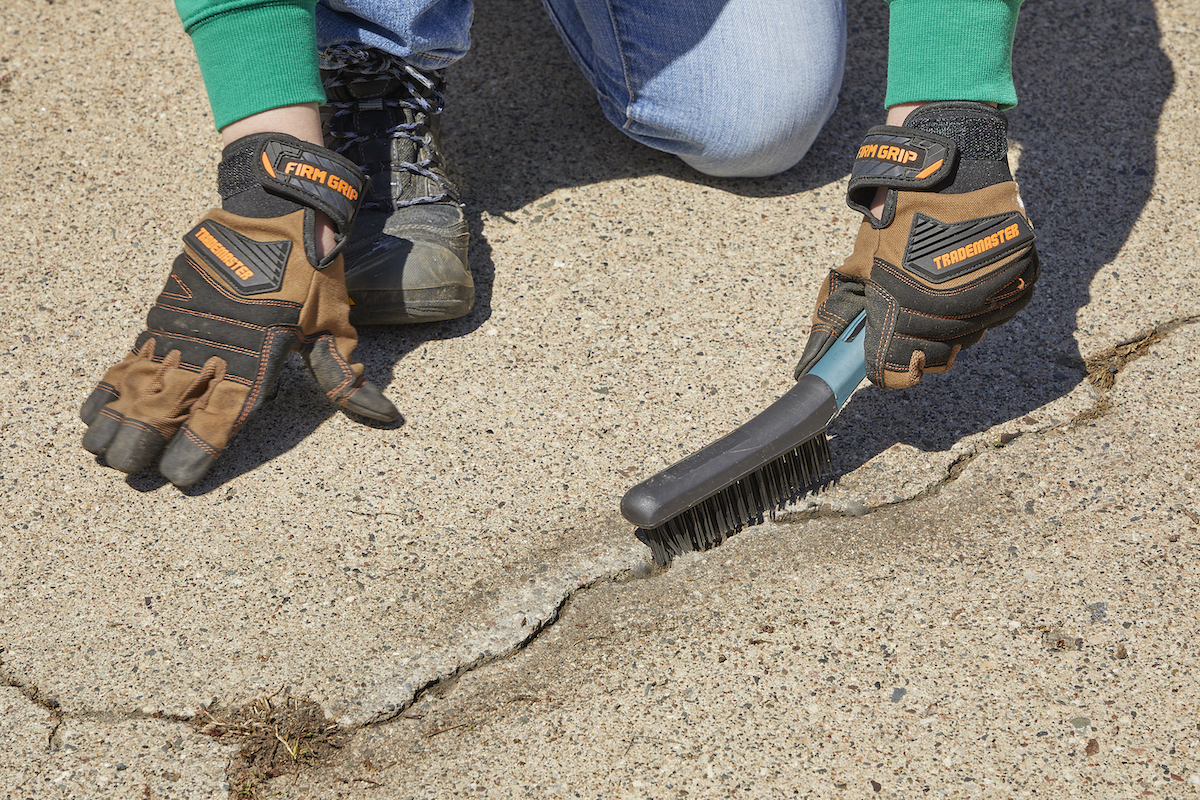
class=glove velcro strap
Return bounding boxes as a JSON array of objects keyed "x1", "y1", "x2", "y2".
[
  {"x1": 259, "y1": 138, "x2": 364, "y2": 231},
  {"x1": 847, "y1": 126, "x2": 956, "y2": 214},
  {"x1": 219, "y1": 133, "x2": 366, "y2": 234}
]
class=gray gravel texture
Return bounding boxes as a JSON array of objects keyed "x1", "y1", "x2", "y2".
[
  {"x1": 1, "y1": 0, "x2": 1197, "y2": 796},
  {"x1": 0, "y1": 687, "x2": 231, "y2": 799}
]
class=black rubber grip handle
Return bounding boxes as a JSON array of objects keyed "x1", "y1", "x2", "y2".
[{"x1": 620, "y1": 374, "x2": 839, "y2": 530}]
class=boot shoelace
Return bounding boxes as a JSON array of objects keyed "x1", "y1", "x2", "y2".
[{"x1": 321, "y1": 44, "x2": 452, "y2": 209}]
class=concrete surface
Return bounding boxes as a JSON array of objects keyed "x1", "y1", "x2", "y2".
[{"x1": 0, "y1": 0, "x2": 1196, "y2": 796}]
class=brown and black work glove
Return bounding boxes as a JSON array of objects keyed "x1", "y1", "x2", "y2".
[
  {"x1": 795, "y1": 101, "x2": 1039, "y2": 388},
  {"x1": 80, "y1": 133, "x2": 399, "y2": 487}
]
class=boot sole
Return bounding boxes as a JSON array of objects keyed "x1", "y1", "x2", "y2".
[{"x1": 349, "y1": 283, "x2": 476, "y2": 326}]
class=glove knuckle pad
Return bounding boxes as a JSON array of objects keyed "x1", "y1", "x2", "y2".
[
  {"x1": 148, "y1": 252, "x2": 303, "y2": 385},
  {"x1": 872, "y1": 214, "x2": 1037, "y2": 347}
]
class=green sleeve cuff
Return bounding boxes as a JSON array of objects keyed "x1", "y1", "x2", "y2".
[
  {"x1": 177, "y1": 0, "x2": 324, "y2": 130},
  {"x1": 884, "y1": 0, "x2": 1023, "y2": 109}
]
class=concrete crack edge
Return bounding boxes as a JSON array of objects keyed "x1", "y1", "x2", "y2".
[
  {"x1": 366, "y1": 574, "x2": 598, "y2": 725},
  {"x1": 344, "y1": 538, "x2": 650, "y2": 729},
  {"x1": 778, "y1": 315, "x2": 1200, "y2": 526}
]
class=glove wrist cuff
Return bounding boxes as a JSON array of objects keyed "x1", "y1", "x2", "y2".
[
  {"x1": 847, "y1": 101, "x2": 1012, "y2": 223},
  {"x1": 217, "y1": 133, "x2": 366, "y2": 235}
]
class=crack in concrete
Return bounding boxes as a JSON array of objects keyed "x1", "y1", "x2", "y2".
[
  {"x1": 365, "y1": 568, "x2": 626, "y2": 731},
  {"x1": 2, "y1": 662, "x2": 66, "y2": 753},
  {"x1": 1083, "y1": 316, "x2": 1197, "y2": 388},
  {"x1": 778, "y1": 316, "x2": 1200, "y2": 527},
  {"x1": 2, "y1": 666, "x2": 63, "y2": 717},
  {"x1": 2, "y1": 663, "x2": 202, "y2": 729},
  {"x1": 1068, "y1": 314, "x2": 1199, "y2": 428},
  {"x1": 9, "y1": 318, "x2": 1197, "y2": 794},
  {"x1": 201, "y1": 571, "x2": 639, "y2": 797}
]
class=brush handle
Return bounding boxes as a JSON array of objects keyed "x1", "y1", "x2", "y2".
[
  {"x1": 804, "y1": 310, "x2": 868, "y2": 407},
  {"x1": 620, "y1": 314, "x2": 867, "y2": 530}
]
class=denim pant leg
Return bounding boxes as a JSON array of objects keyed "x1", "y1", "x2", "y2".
[
  {"x1": 315, "y1": 0, "x2": 474, "y2": 71},
  {"x1": 541, "y1": 0, "x2": 847, "y2": 177}
]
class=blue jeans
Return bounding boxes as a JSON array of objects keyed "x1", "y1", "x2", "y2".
[{"x1": 316, "y1": 0, "x2": 845, "y2": 178}]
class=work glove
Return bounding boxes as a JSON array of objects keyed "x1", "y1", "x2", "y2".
[
  {"x1": 794, "y1": 101, "x2": 1039, "y2": 388},
  {"x1": 81, "y1": 133, "x2": 399, "y2": 487}
]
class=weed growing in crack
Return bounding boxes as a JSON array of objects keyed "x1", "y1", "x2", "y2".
[{"x1": 193, "y1": 690, "x2": 346, "y2": 799}]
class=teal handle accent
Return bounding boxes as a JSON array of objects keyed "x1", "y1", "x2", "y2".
[{"x1": 806, "y1": 311, "x2": 868, "y2": 408}]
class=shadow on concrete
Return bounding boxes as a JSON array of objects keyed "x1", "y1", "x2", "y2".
[
  {"x1": 433, "y1": 0, "x2": 1173, "y2": 472},
  {"x1": 828, "y1": 0, "x2": 1173, "y2": 468},
  {"x1": 166, "y1": 0, "x2": 1170, "y2": 492}
]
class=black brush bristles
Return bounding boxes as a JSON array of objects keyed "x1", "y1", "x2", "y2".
[
  {"x1": 634, "y1": 431, "x2": 832, "y2": 565},
  {"x1": 622, "y1": 312, "x2": 867, "y2": 566},
  {"x1": 621, "y1": 373, "x2": 846, "y2": 565}
]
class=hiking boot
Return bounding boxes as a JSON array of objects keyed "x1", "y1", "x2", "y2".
[{"x1": 320, "y1": 45, "x2": 473, "y2": 325}]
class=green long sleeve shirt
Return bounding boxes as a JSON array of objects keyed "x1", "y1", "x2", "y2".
[
  {"x1": 176, "y1": 0, "x2": 1024, "y2": 130},
  {"x1": 885, "y1": 0, "x2": 1024, "y2": 108},
  {"x1": 176, "y1": 0, "x2": 324, "y2": 130}
]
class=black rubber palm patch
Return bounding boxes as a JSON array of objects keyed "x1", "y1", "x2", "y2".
[
  {"x1": 904, "y1": 212, "x2": 1034, "y2": 284},
  {"x1": 184, "y1": 220, "x2": 292, "y2": 295}
]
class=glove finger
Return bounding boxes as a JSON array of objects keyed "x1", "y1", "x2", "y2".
[
  {"x1": 81, "y1": 346, "x2": 179, "y2": 468},
  {"x1": 81, "y1": 346, "x2": 154, "y2": 456},
  {"x1": 304, "y1": 334, "x2": 400, "y2": 422},
  {"x1": 81, "y1": 405, "x2": 124, "y2": 456},
  {"x1": 80, "y1": 383, "x2": 119, "y2": 426},
  {"x1": 158, "y1": 426, "x2": 221, "y2": 488},
  {"x1": 875, "y1": 344, "x2": 965, "y2": 389},
  {"x1": 340, "y1": 380, "x2": 400, "y2": 422},
  {"x1": 794, "y1": 272, "x2": 867, "y2": 380},
  {"x1": 83, "y1": 402, "x2": 172, "y2": 475},
  {"x1": 868, "y1": 320, "x2": 962, "y2": 389},
  {"x1": 101, "y1": 418, "x2": 172, "y2": 474},
  {"x1": 876, "y1": 349, "x2": 928, "y2": 390},
  {"x1": 920, "y1": 343, "x2": 963, "y2": 375},
  {"x1": 158, "y1": 377, "x2": 252, "y2": 487},
  {"x1": 88, "y1": 351, "x2": 228, "y2": 475}
]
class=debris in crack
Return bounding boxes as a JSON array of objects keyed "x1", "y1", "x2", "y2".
[
  {"x1": 193, "y1": 691, "x2": 346, "y2": 799},
  {"x1": 1085, "y1": 327, "x2": 1165, "y2": 390},
  {"x1": 1041, "y1": 627, "x2": 1083, "y2": 651},
  {"x1": 1065, "y1": 317, "x2": 1198, "y2": 430},
  {"x1": 2, "y1": 662, "x2": 63, "y2": 719}
]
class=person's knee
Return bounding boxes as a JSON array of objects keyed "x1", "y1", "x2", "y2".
[
  {"x1": 676, "y1": 78, "x2": 842, "y2": 178},
  {"x1": 615, "y1": 54, "x2": 844, "y2": 179}
]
